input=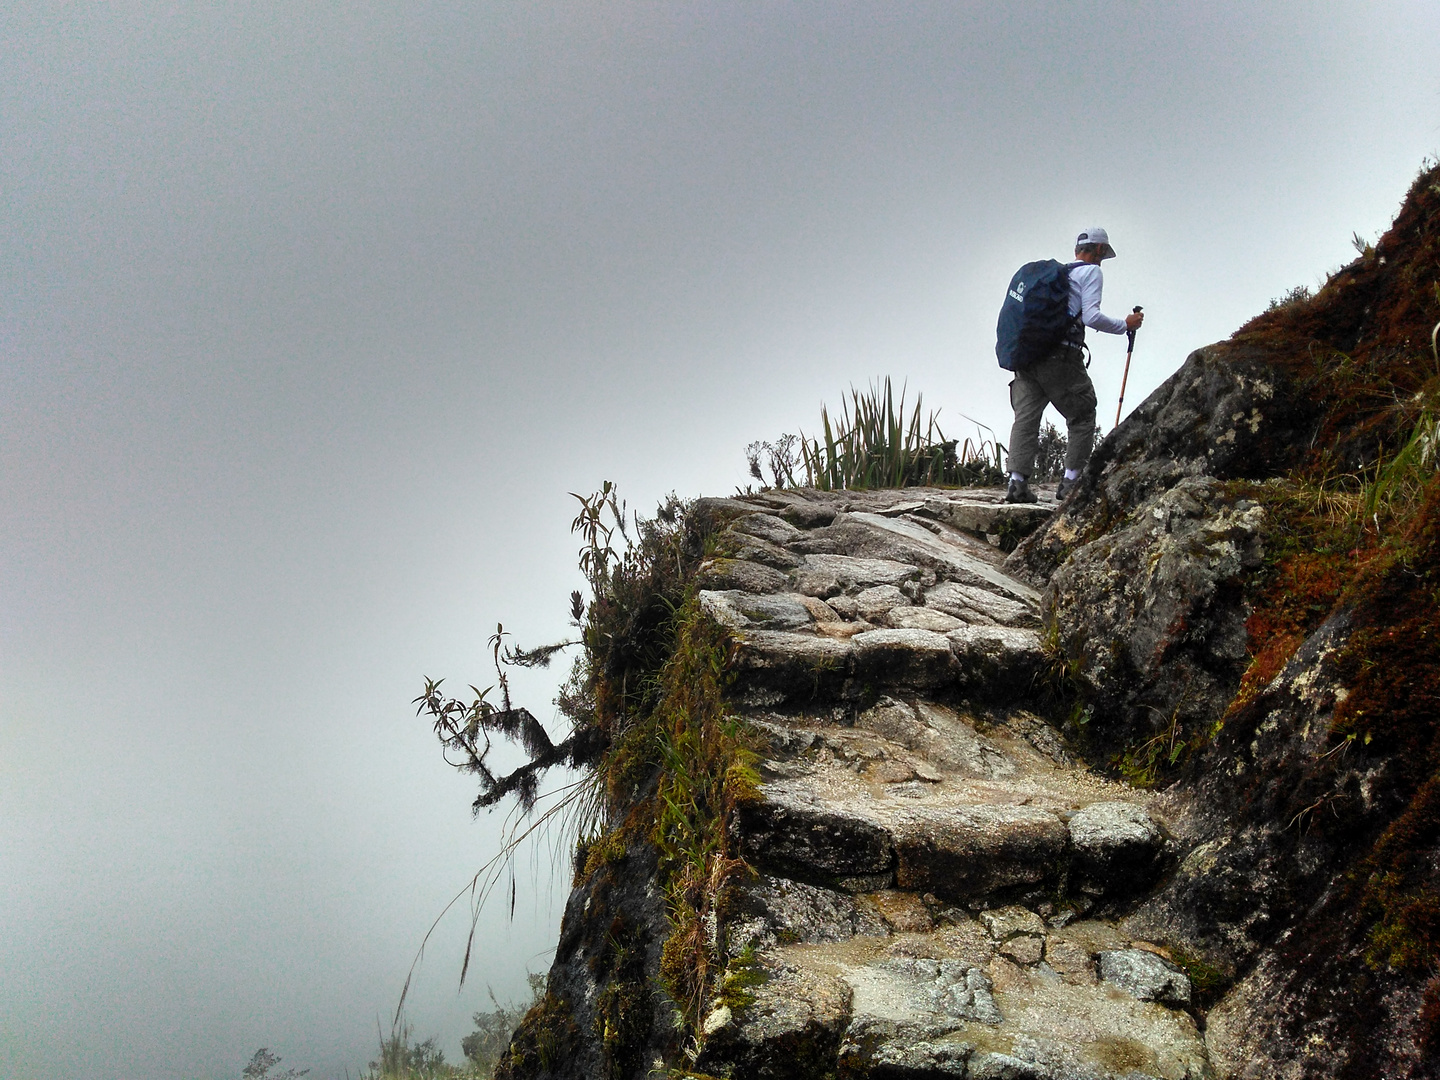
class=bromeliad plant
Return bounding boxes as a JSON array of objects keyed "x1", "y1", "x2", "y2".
[{"x1": 796, "y1": 377, "x2": 1004, "y2": 490}]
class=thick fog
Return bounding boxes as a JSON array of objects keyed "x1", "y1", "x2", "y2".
[{"x1": 2, "y1": 4, "x2": 1437, "y2": 1078}]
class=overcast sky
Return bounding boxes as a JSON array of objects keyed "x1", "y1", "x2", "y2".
[{"x1": 3, "y1": 4, "x2": 1437, "y2": 1078}]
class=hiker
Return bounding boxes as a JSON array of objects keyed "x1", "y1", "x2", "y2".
[{"x1": 1002, "y1": 227, "x2": 1143, "y2": 504}]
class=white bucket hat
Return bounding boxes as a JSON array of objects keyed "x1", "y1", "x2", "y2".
[{"x1": 1075, "y1": 227, "x2": 1116, "y2": 259}]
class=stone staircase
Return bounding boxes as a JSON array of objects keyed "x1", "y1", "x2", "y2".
[{"x1": 690, "y1": 487, "x2": 1211, "y2": 1080}]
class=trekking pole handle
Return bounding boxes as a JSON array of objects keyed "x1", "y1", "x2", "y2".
[{"x1": 1116, "y1": 307, "x2": 1142, "y2": 429}]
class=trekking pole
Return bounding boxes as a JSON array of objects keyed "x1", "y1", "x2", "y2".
[{"x1": 1115, "y1": 306, "x2": 1143, "y2": 428}]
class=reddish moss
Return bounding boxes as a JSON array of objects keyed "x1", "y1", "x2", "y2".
[
  {"x1": 1421, "y1": 976, "x2": 1440, "y2": 1054},
  {"x1": 1232, "y1": 549, "x2": 1350, "y2": 712},
  {"x1": 1230, "y1": 163, "x2": 1440, "y2": 477},
  {"x1": 1316, "y1": 478, "x2": 1440, "y2": 976}
]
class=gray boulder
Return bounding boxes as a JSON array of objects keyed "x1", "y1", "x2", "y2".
[
  {"x1": 836, "y1": 1018, "x2": 973, "y2": 1078},
  {"x1": 730, "y1": 630, "x2": 853, "y2": 701},
  {"x1": 879, "y1": 956, "x2": 1003, "y2": 1024},
  {"x1": 697, "y1": 556, "x2": 790, "y2": 594},
  {"x1": 1068, "y1": 801, "x2": 1168, "y2": 896},
  {"x1": 698, "y1": 590, "x2": 815, "y2": 631},
  {"x1": 731, "y1": 791, "x2": 895, "y2": 886},
  {"x1": 1098, "y1": 948, "x2": 1192, "y2": 1007},
  {"x1": 801, "y1": 552, "x2": 920, "y2": 589},
  {"x1": 925, "y1": 580, "x2": 1037, "y2": 627},
  {"x1": 855, "y1": 583, "x2": 911, "y2": 621},
  {"x1": 725, "y1": 874, "x2": 887, "y2": 953},
  {"x1": 732, "y1": 511, "x2": 804, "y2": 545}
]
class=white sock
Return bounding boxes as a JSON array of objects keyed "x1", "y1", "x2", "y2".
[
  {"x1": 1010, "y1": 472, "x2": 1026, "y2": 482},
  {"x1": 1063, "y1": 469, "x2": 1079, "y2": 481}
]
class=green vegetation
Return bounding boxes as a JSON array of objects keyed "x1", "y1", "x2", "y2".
[
  {"x1": 490, "y1": 991, "x2": 581, "y2": 1079},
  {"x1": 745, "y1": 386, "x2": 1089, "y2": 493},
  {"x1": 1166, "y1": 945, "x2": 1226, "y2": 1008},
  {"x1": 416, "y1": 478, "x2": 760, "y2": 1069},
  {"x1": 774, "y1": 377, "x2": 1005, "y2": 490},
  {"x1": 322, "y1": 978, "x2": 550, "y2": 1080},
  {"x1": 360, "y1": 1021, "x2": 453, "y2": 1080},
  {"x1": 712, "y1": 945, "x2": 766, "y2": 1012},
  {"x1": 647, "y1": 604, "x2": 759, "y2": 1029}
]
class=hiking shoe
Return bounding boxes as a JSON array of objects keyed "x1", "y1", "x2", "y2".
[
  {"x1": 1005, "y1": 477, "x2": 1037, "y2": 504},
  {"x1": 1055, "y1": 475, "x2": 1078, "y2": 501}
]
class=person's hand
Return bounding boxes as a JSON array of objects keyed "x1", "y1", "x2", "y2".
[{"x1": 1125, "y1": 310, "x2": 1144, "y2": 331}]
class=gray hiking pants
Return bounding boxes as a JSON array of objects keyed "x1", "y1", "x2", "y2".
[{"x1": 1005, "y1": 349, "x2": 1098, "y2": 479}]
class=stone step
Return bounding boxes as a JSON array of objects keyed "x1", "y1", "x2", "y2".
[
  {"x1": 735, "y1": 783, "x2": 1167, "y2": 904},
  {"x1": 733, "y1": 701, "x2": 1170, "y2": 903},
  {"x1": 702, "y1": 885, "x2": 1209, "y2": 1080},
  {"x1": 720, "y1": 620, "x2": 1046, "y2": 703}
]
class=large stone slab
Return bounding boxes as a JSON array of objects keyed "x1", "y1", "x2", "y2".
[
  {"x1": 819, "y1": 931, "x2": 1211, "y2": 1080},
  {"x1": 837, "y1": 1017, "x2": 974, "y2": 1077},
  {"x1": 697, "y1": 556, "x2": 790, "y2": 594},
  {"x1": 852, "y1": 628, "x2": 960, "y2": 688},
  {"x1": 722, "y1": 530, "x2": 806, "y2": 570},
  {"x1": 925, "y1": 580, "x2": 1037, "y2": 627},
  {"x1": 948, "y1": 626, "x2": 1046, "y2": 695},
  {"x1": 865, "y1": 956, "x2": 1003, "y2": 1025},
  {"x1": 1098, "y1": 949, "x2": 1192, "y2": 1007},
  {"x1": 855, "y1": 698, "x2": 1016, "y2": 780},
  {"x1": 732, "y1": 511, "x2": 805, "y2": 545},
  {"x1": 844, "y1": 512, "x2": 1043, "y2": 604},
  {"x1": 726, "y1": 875, "x2": 888, "y2": 953},
  {"x1": 855, "y1": 584, "x2": 912, "y2": 621},
  {"x1": 732, "y1": 787, "x2": 896, "y2": 886},
  {"x1": 699, "y1": 590, "x2": 816, "y2": 631},
  {"x1": 890, "y1": 804, "x2": 1068, "y2": 900},
  {"x1": 922, "y1": 497, "x2": 1054, "y2": 541},
  {"x1": 886, "y1": 606, "x2": 967, "y2": 633},
  {"x1": 802, "y1": 553, "x2": 921, "y2": 589},
  {"x1": 731, "y1": 630, "x2": 854, "y2": 701}
]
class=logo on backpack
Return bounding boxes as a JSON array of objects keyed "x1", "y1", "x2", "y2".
[{"x1": 995, "y1": 260, "x2": 1080, "y2": 371}]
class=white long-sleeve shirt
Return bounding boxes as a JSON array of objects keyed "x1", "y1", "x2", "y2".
[{"x1": 1067, "y1": 263, "x2": 1128, "y2": 335}]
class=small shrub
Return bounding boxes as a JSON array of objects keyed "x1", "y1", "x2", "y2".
[
  {"x1": 1032, "y1": 421, "x2": 1067, "y2": 482},
  {"x1": 461, "y1": 974, "x2": 547, "y2": 1078},
  {"x1": 1267, "y1": 284, "x2": 1313, "y2": 311},
  {"x1": 242, "y1": 1049, "x2": 308, "y2": 1080},
  {"x1": 744, "y1": 435, "x2": 800, "y2": 488}
]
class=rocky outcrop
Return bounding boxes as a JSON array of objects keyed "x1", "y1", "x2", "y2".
[{"x1": 506, "y1": 441, "x2": 1434, "y2": 1078}]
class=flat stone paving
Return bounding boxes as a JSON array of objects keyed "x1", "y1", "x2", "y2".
[{"x1": 694, "y1": 487, "x2": 1212, "y2": 1080}]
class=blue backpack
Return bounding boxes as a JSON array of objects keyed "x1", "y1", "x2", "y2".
[{"x1": 995, "y1": 260, "x2": 1081, "y2": 370}]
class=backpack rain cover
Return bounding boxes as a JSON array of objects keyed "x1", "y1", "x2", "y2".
[{"x1": 995, "y1": 259, "x2": 1076, "y2": 371}]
